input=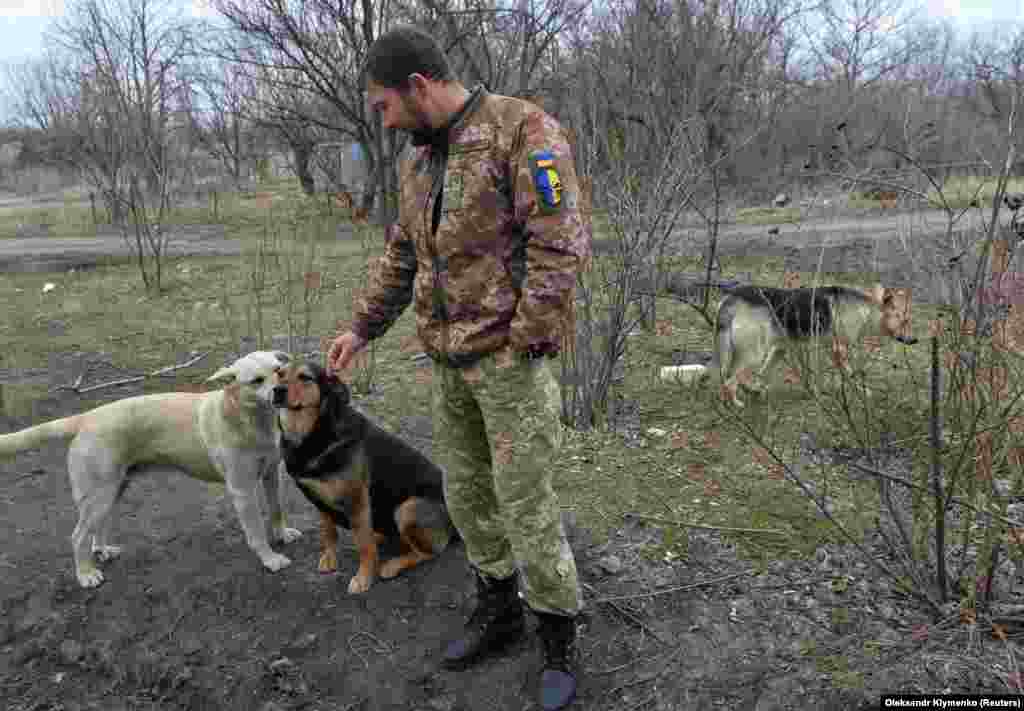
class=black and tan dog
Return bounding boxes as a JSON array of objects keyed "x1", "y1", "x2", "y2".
[
  {"x1": 708, "y1": 284, "x2": 917, "y2": 407},
  {"x1": 272, "y1": 361, "x2": 456, "y2": 594}
]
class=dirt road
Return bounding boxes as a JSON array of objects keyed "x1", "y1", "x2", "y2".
[
  {"x1": 0, "y1": 226, "x2": 245, "y2": 273},
  {"x1": 0, "y1": 184, "x2": 1006, "y2": 275}
]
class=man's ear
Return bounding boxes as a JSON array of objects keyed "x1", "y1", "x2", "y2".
[{"x1": 407, "y1": 73, "x2": 430, "y2": 93}]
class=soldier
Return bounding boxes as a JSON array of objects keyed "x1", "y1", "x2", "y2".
[{"x1": 326, "y1": 25, "x2": 590, "y2": 711}]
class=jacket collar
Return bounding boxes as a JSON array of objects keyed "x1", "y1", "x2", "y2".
[{"x1": 409, "y1": 84, "x2": 487, "y2": 150}]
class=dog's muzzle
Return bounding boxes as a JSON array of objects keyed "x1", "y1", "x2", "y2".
[
  {"x1": 272, "y1": 385, "x2": 288, "y2": 408},
  {"x1": 894, "y1": 335, "x2": 919, "y2": 345}
]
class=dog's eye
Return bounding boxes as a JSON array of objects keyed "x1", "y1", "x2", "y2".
[{"x1": 251, "y1": 376, "x2": 264, "y2": 385}]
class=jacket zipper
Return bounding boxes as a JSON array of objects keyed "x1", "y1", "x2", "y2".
[{"x1": 424, "y1": 151, "x2": 449, "y2": 364}]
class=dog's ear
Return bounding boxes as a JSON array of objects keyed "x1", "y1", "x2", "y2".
[
  {"x1": 207, "y1": 364, "x2": 237, "y2": 382},
  {"x1": 868, "y1": 284, "x2": 886, "y2": 306},
  {"x1": 271, "y1": 350, "x2": 291, "y2": 366},
  {"x1": 321, "y1": 374, "x2": 351, "y2": 421}
]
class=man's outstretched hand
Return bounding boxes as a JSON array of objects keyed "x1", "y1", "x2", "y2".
[{"x1": 327, "y1": 331, "x2": 368, "y2": 375}]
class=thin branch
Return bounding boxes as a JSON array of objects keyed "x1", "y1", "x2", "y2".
[{"x1": 48, "y1": 351, "x2": 209, "y2": 394}]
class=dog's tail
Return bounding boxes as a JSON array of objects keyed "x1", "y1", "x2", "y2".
[{"x1": 0, "y1": 415, "x2": 83, "y2": 458}]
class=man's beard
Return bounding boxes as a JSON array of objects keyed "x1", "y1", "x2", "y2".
[{"x1": 403, "y1": 94, "x2": 443, "y2": 147}]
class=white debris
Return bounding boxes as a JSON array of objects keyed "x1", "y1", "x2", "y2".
[{"x1": 659, "y1": 364, "x2": 707, "y2": 384}]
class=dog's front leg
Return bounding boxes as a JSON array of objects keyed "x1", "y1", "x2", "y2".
[
  {"x1": 832, "y1": 337, "x2": 870, "y2": 390},
  {"x1": 265, "y1": 460, "x2": 302, "y2": 545},
  {"x1": 832, "y1": 337, "x2": 852, "y2": 376},
  {"x1": 227, "y1": 481, "x2": 292, "y2": 573},
  {"x1": 318, "y1": 510, "x2": 340, "y2": 573},
  {"x1": 721, "y1": 378, "x2": 745, "y2": 408},
  {"x1": 347, "y1": 483, "x2": 378, "y2": 594}
]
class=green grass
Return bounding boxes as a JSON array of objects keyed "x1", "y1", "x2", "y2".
[
  {"x1": 0, "y1": 179, "x2": 969, "y2": 575},
  {"x1": 925, "y1": 176, "x2": 1024, "y2": 210},
  {"x1": 0, "y1": 197, "x2": 97, "y2": 238},
  {"x1": 572, "y1": 254, "x2": 942, "y2": 562},
  {"x1": 0, "y1": 178, "x2": 353, "y2": 239}
]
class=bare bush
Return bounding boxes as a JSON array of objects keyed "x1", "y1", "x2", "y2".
[
  {"x1": 5, "y1": 0, "x2": 198, "y2": 292},
  {"x1": 558, "y1": 0, "x2": 795, "y2": 429}
]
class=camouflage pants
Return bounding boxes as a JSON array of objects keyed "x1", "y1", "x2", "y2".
[{"x1": 432, "y1": 348, "x2": 582, "y2": 617}]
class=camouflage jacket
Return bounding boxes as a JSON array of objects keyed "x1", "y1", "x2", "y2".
[{"x1": 350, "y1": 86, "x2": 591, "y2": 368}]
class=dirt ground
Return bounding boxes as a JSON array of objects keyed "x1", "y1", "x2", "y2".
[
  {"x1": 0, "y1": 377, "x2": 869, "y2": 711},
  {"x1": 2, "y1": 198, "x2": 1023, "y2": 710}
]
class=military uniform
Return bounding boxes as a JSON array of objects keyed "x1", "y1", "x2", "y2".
[{"x1": 350, "y1": 85, "x2": 590, "y2": 617}]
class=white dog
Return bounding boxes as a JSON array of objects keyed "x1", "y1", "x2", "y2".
[{"x1": 0, "y1": 350, "x2": 303, "y2": 587}]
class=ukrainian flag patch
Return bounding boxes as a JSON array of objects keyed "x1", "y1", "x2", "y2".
[{"x1": 530, "y1": 150, "x2": 562, "y2": 212}]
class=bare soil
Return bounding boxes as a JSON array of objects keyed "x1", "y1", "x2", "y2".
[{"x1": 2, "y1": 201, "x2": 1022, "y2": 710}]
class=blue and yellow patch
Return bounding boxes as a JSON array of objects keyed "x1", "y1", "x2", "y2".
[{"x1": 530, "y1": 150, "x2": 562, "y2": 213}]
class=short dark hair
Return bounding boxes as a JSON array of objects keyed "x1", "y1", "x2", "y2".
[{"x1": 364, "y1": 25, "x2": 454, "y2": 90}]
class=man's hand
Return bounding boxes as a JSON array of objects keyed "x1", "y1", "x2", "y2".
[{"x1": 327, "y1": 331, "x2": 368, "y2": 375}]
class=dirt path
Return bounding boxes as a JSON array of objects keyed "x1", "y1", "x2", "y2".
[
  {"x1": 2, "y1": 384, "x2": 1008, "y2": 710},
  {"x1": 0, "y1": 226, "x2": 243, "y2": 273},
  {"x1": 0, "y1": 194, "x2": 1002, "y2": 275},
  {"x1": 0, "y1": 385, "x2": 815, "y2": 711}
]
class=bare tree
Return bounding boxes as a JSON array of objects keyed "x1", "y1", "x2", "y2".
[
  {"x1": 409, "y1": 0, "x2": 589, "y2": 97},
  {"x1": 555, "y1": 0, "x2": 799, "y2": 429},
  {"x1": 5, "y1": 53, "x2": 129, "y2": 219},
  {"x1": 188, "y1": 57, "x2": 260, "y2": 189},
  {"x1": 208, "y1": 0, "x2": 394, "y2": 210},
  {"x1": 807, "y1": 0, "x2": 919, "y2": 94},
  {"x1": 6, "y1": 0, "x2": 199, "y2": 291},
  {"x1": 208, "y1": 0, "x2": 590, "y2": 216},
  {"x1": 795, "y1": 0, "x2": 926, "y2": 174}
]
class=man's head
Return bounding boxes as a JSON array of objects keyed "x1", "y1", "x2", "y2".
[{"x1": 364, "y1": 25, "x2": 465, "y2": 134}]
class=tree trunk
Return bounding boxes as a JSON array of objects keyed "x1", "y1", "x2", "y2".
[{"x1": 291, "y1": 139, "x2": 316, "y2": 196}]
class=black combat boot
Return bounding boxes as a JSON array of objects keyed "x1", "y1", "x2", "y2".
[
  {"x1": 534, "y1": 610, "x2": 579, "y2": 710},
  {"x1": 441, "y1": 571, "x2": 525, "y2": 669}
]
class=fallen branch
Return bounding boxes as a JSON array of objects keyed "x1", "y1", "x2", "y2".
[
  {"x1": 582, "y1": 581, "x2": 669, "y2": 645},
  {"x1": 48, "y1": 351, "x2": 210, "y2": 395},
  {"x1": 848, "y1": 460, "x2": 1022, "y2": 530},
  {"x1": 15, "y1": 469, "x2": 47, "y2": 482},
  {"x1": 624, "y1": 512, "x2": 787, "y2": 536},
  {"x1": 347, "y1": 630, "x2": 393, "y2": 670},
  {"x1": 590, "y1": 569, "x2": 753, "y2": 604}
]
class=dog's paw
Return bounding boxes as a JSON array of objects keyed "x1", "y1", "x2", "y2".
[
  {"x1": 724, "y1": 394, "x2": 746, "y2": 408},
  {"x1": 261, "y1": 552, "x2": 292, "y2": 572},
  {"x1": 347, "y1": 574, "x2": 373, "y2": 594},
  {"x1": 274, "y1": 527, "x2": 303, "y2": 545},
  {"x1": 379, "y1": 559, "x2": 407, "y2": 580},
  {"x1": 92, "y1": 544, "x2": 123, "y2": 562},
  {"x1": 77, "y1": 564, "x2": 105, "y2": 588},
  {"x1": 318, "y1": 551, "x2": 338, "y2": 574}
]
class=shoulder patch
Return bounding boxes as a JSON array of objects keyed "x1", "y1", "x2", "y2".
[{"x1": 530, "y1": 149, "x2": 563, "y2": 213}]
